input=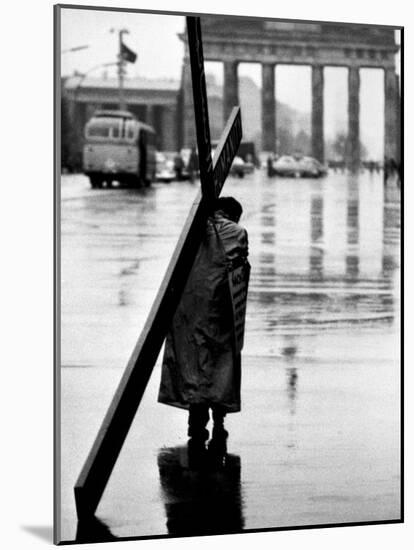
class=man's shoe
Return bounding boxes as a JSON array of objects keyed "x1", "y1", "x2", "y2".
[
  {"x1": 208, "y1": 427, "x2": 228, "y2": 460},
  {"x1": 211, "y1": 426, "x2": 228, "y2": 441}
]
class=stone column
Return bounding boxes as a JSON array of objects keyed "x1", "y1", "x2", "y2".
[
  {"x1": 161, "y1": 106, "x2": 177, "y2": 151},
  {"x1": 261, "y1": 63, "x2": 276, "y2": 153},
  {"x1": 146, "y1": 105, "x2": 160, "y2": 149},
  {"x1": 223, "y1": 60, "x2": 239, "y2": 123},
  {"x1": 311, "y1": 65, "x2": 324, "y2": 163},
  {"x1": 347, "y1": 66, "x2": 360, "y2": 172},
  {"x1": 384, "y1": 68, "x2": 399, "y2": 163},
  {"x1": 181, "y1": 56, "x2": 196, "y2": 148},
  {"x1": 176, "y1": 85, "x2": 184, "y2": 150},
  {"x1": 395, "y1": 74, "x2": 401, "y2": 165},
  {"x1": 146, "y1": 105, "x2": 155, "y2": 127},
  {"x1": 67, "y1": 99, "x2": 85, "y2": 169}
]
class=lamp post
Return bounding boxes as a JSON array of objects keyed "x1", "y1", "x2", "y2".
[
  {"x1": 62, "y1": 44, "x2": 90, "y2": 54},
  {"x1": 72, "y1": 62, "x2": 118, "y2": 103},
  {"x1": 110, "y1": 27, "x2": 129, "y2": 110},
  {"x1": 70, "y1": 62, "x2": 118, "y2": 144}
]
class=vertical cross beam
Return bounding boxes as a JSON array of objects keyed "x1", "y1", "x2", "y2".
[
  {"x1": 187, "y1": 17, "x2": 214, "y2": 206},
  {"x1": 73, "y1": 16, "x2": 242, "y2": 520}
]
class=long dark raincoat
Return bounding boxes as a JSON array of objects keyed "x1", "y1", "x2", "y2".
[{"x1": 158, "y1": 210, "x2": 249, "y2": 413}]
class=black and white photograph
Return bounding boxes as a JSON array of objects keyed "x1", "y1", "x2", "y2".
[{"x1": 54, "y1": 2, "x2": 401, "y2": 545}]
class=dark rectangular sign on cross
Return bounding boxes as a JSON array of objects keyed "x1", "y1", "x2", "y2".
[{"x1": 74, "y1": 16, "x2": 242, "y2": 520}]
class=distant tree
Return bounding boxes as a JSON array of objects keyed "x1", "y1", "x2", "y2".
[
  {"x1": 332, "y1": 132, "x2": 348, "y2": 160},
  {"x1": 293, "y1": 129, "x2": 311, "y2": 156},
  {"x1": 329, "y1": 132, "x2": 368, "y2": 161},
  {"x1": 276, "y1": 126, "x2": 294, "y2": 155},
  {"x1": 359, "y1": 141, "x2": 368, "y2": 160}
]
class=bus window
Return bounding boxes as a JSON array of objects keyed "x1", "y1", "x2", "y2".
[
  {"x1": 86, "y1": 118, "x2": 121, "y2": 140},
  {"x1": 125, "y1": 120, "x2": 136, "y2": 141},
  {"x1": 87, "y1": 121, "x2": 110, "y2": 138}
]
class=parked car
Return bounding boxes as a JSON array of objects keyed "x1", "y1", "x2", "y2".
[
  {"x1": 297, "y1": 156, "x2": 328, "y2": 178},
  {"x1": 242, "y1": 157, "x2": 255, "y2": 174},
  {"x1": 272, "y1": 155, "x2": 301, "y2": 177},
  {"x1": 230, "y1": 156, "x2": 246, "y2": 178},
  {"x1": 155, "y1": 152, "x2": 175, "y2": 183},
  {"x1": 238, "y1": 141, "x2": 259, "y2": 168},
  {"x1": 273, "y1": 155, "x2": 327, "y2": 178}
]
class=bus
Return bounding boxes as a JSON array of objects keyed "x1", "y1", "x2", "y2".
[{"x1": 83, "y1": 110, "x2": 157, "y2": 188}]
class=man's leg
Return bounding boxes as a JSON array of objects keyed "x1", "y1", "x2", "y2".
[
  {"x1": 188, "y1": 404, "x2": 209, "y2": 441},
  {"x1": 211, "y1": 406, "x2": 228, "y2": 440},
  {"x1": 209, "y1": 406, "x2": 228, "y2": 458}
]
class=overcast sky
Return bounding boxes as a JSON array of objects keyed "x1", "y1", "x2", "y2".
[{"x1": 61, "y1": 7, "x2": 400, "y2": 159}]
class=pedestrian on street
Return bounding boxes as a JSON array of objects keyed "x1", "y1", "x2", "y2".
[
  {"x1": 173, "y1": 150, "x2": 185, "y2": 181},
  {"x1": 267, "y1": 154, "x2": 274, "y2": 177},
  {"x1": 158, "y1": 196, "x2": 250, "y2": 459},
  {"x1": 187, "y1": 146, "x2": 199, "y2": 183}
]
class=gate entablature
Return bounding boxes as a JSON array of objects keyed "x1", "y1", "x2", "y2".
[
  {"x1": 197, "y1": 18, "x2": 397, "y2": 68},
  {"x1": 180, "y1": 17, "x2": 400, "y2": 166}
]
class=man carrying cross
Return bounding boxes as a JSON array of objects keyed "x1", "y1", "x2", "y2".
[
  {"x1": 74, "y1": 17, "x2": 247, "y2": 519},
  {"x1": 158, "y1": 196, "x2": 249, "y2": 453}
]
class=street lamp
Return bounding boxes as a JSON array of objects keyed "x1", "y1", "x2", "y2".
[
  {"x1": 72, "y1": 62, "x2": 118, "y2": 102},
  {"x1": 110, "y1": 27, "x2": 130, "y2": 110},
  {"x1": 62, "y1": 44, "x2": 90, "y2": 54}
]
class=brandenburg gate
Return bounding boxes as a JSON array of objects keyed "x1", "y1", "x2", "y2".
[{"x1": 181, "y1": 18, "x2": 400, "y2": 168}]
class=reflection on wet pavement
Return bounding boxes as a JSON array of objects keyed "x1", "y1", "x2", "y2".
[
  {"x1": 60, "y1": 170, "x2": 400, "y2": 542},
  {"x1": 62, "y1": 169, "x2": 400, "y2": 366},
  {"x1": 247, "y1": 172, "x2": 399, "y2": 355},
  {"x1": 157, "y1": 446, "x2": 244, "y2": 536}
]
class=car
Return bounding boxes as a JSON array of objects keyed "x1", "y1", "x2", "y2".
[
  {"x1": 272, "y1": 155, "x2": 301, "y2": 177},
  {"x1": 229, "y1": 156, "x2": 246, "y2": 178},
  {"x1": 155, "y1": 152, "x2": 175, "y2": 183},
  {"x1": 242, "y1": 158, "x2": 255, "y2": 174},
  {"x1": 179, "y1": 148, "x2": 199, "y2": 180},
  {"x1": 297, "y1": 156, "x2": 328, "y2": 178},
  {"x1": 272, "y1": 155, "x2": 328, "y2": 178}
]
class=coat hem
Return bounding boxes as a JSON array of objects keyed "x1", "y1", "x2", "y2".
[{"x1": 158, "y1": 398, "x2": 241, "y2": 414}]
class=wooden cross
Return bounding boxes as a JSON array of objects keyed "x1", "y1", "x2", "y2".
[{"x1": 74, "y1": 16, "x2": 242, "y2": 519}]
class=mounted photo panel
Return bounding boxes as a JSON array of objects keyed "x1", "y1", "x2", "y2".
[{"x1": 55, "y1": 4, "x2": 402, "y2": 545}]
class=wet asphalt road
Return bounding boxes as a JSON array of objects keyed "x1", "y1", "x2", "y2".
[{"x1": 59, "y1": 169, "x2": 401, "y2": 542}]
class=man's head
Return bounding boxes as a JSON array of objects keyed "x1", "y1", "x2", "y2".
[{"x1": 214, "y1": 196, "x2": 243, "y2": 223}]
